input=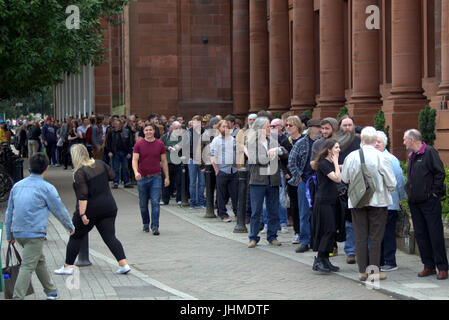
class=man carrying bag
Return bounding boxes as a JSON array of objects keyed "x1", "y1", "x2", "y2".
[
  {"x1": 341, "y1": 127, "x2": 396, "y2": 281},
  {"x1": 2, "y1": 243, "x2": 34, "y2": 299},
  {"x1": 4, "y1": 153, "x2": 75, "y2": 300}
]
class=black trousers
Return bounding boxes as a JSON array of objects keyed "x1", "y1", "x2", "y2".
[
  {"x1": 409, "y1": 198, "x2": 449, "y2": 271},
  {"x1": 162, "y1": 163, "x2": 182, "y2": 204},
  {"x1": 287, "y1": 184, "x2": 300, "y2": 234},
  {"x1": 65, "y1": 210, "x2": 126, "y2": 265},
  {"x1": 216, "y1": 171, "x2": 238, "y2": 219}
]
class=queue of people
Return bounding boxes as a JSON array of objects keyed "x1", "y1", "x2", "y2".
[{"x1": 4, "y1": 109, "x2": 449, "y2": 300}]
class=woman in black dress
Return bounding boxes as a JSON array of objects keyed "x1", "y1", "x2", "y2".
[
  {"x1": 310, "y1": 138, "x2": 341, "y2": 273},
  {"x1": 54, "y1": 144, "x2": 130, "y2": 275}
]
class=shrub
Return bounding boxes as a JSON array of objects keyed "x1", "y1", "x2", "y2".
[{"x1": 418, "y1": 105, "x2": 436, "y2": 146}]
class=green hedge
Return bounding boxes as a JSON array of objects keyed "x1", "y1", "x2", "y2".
[{"x1": 400, "y1": 161, "x2": 449, "y2": 219}]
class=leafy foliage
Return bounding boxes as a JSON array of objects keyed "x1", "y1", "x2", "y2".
[
  {"x1": 374, "y1": 110, "x2": 390, "y2": 151},
  {"x1": 302, "y1": 109, "x2": 312, "y2": 118},
  {"x1": 0, "y1": 0, "x2": 130, "y2": 100},
  {"x1": 418, "y1": 105, "x2": 437, "y2": 146},
  {"x1": 337, "y1": 105, "x2": 348, "y2": 120}
]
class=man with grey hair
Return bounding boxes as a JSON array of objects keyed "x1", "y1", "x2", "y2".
[
  {"x1": 375, "y1": 130, "x2": 406, "y2": 272},
  {"x1": 341, "y1": 126, "x2": 396, "y2": 281},
  {"x1": 403, "y1": 129, "x2": 448, "y2": 280}
]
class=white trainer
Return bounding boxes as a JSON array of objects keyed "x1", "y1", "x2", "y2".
[
  {"x1": 116, "y1": 264, "x2": 131, "y2": 274},
  {"x1": 281, "y1": 226, "x2": 289, "y2": 234},
  {"x1": 54, "y1": 266, "x2": 74, "y2": 275}
]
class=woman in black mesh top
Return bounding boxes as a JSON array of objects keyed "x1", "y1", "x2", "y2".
[{"x1": 54, "y1": 144, "x2": 130, "y2": 275}]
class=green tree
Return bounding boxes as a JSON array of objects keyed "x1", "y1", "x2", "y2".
[
  {"x1": 0, "y1": 0, "x2": 130, "y2": 100},
  {"x1": 302, "y1": 109, "x2": 312, "y2": 118},
  {"x1": 418, "y1": 105, "x2": 437, "y2": 146},
  {"x1": 337, "y1": 105, "x2": 349, "y2": 120},
  {"x1": 374, "y1": 110, "x2": 390, "y2": 150},
  {"x1": 0, "y1": 86, "x2": 53, "y2": 119}
]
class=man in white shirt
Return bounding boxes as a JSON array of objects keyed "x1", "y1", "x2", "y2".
[{"x1": 341, "y1": 126, "x2": 396, "y2": 281}]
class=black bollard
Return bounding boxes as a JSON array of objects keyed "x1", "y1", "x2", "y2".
[
  {"x1": 75, "y1": 234, "x2": 92, "y2": 267},
  {"x1": 233, "y1": 167, "x2": 248, "y2": 233},
  {"x1": 181, "y1": 163, "x2": 189, "y2": 207},
  {"x1": 204, "y1": 165, "x2": 215, "y2": 218}
]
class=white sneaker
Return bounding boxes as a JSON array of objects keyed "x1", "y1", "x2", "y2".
[
  {"x1": 281, "y1": 226, "x2": 288, "y2": 234},
  {"x1": 261, "y1": 226, "x2": 268, "y2": 234},
  {"x1": 116, "y1": 264, "x2": 131, "y2": 274},
  {"x1": 177, "y1": 201, "x2": 182, "y2": 205},
  {"x1": 292, "y1": 234, "x2": 300, "y2": 244},
  {"x1": 54, "y1": 266, "x2": 74, "y2": 275}
]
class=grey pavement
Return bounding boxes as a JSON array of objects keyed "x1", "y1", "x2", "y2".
[{"x1": 1, "y1": 164, "x2": 448, "y2": 300}]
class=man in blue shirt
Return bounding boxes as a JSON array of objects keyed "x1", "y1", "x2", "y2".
[
  {"x1": 210, "y1": 120, "x2": 238, "y2": 222},
  {"x1": 5, "y1": 153, "x2": 75, "y2": 300}
]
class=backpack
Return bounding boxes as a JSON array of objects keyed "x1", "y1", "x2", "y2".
[
  {"x1": 348, "y1": 148, "x2": 376, "y2": 208},
  {"x1": 305, "y1": 175, "x2": 317, "y2": 209}
]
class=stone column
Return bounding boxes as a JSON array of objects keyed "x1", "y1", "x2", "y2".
[
  {"x1": 384, "y1": 0, "x2": 427, "y2": 159},
  {"x1": 232, "y1": 0, "x2": 250, "y2": 117},
  {"x1": 249, "y1": 0, "x2": 269, "y2": 113},
  {"x1": 291, "y1": 0, "x2": 315, "y2": 114},
  {"x1": 315, "y1": 0, "x2": 346, "y2": 119},
  {"x1": 268, "y1": 0, "x2": 290, "y2": 113},
  {"x1": 438, "y1": 0, "x2": 449, "y2": 96},
  {"x1": 347, "y1": 0, "x2": 382, "y2": 126}
]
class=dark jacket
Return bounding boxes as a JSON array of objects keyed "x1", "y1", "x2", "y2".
[
  {"x1": 27, "y1": 125, "x2": 41, "y2": 141},
  {"x1": 106, "y1": 127, "x2": 133, "y2": 155},
  {"x1": 405, "y1": 143, "x2": 446, "y2": 204},
  {"x1": 41, "y1": 124, "x2": 57, "y2": 144}
]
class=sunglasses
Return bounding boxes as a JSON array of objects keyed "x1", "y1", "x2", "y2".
[
  {"x1": 269, "y1": 125, "x2": 281, "y2": 128},
  {"x1": 285, "y1": 124, "x2": 295, "y2": 128}
]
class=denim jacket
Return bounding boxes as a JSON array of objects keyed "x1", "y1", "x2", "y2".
[
  {"x1": 5, "y1": 174, "x2": 74, "y2": 240},
  {"x1": 384, "y1": 150, "x2": 406, "y2": 210}
]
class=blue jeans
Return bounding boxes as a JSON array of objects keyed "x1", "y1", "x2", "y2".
[
  {"x1": 263, "y1": 197, "x2": 288, "y2": 227},
  {"x1": 112, "y1": 151, "x2": 129, "y2": 185},
  {"x1": 188, "y1": 160, "x2": 205, "y2": 207},
  {"x1": 381, "y1": 210, "x2": 398, "y2": 267},
  {"x1": 344, "y1": 221, "x2": 356, "y2": 256},
  {"x1": 297, "y1": 181, "x2": 312, "y2": 245},
  {"x1": 249, "y1": 185, "x2": 280, "y2": 243},
  {"x1": 137, "y1": 175, "x2": 162, "y2": 229}
]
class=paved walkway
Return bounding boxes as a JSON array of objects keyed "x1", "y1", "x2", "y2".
[{"x1": 1, "y1": 163, "x2": 449, "y2": 300}]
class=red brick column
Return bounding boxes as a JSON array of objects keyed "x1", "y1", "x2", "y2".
[
  {"x1": 232, "y1": 0, "x2": 250, "y2": 116},
  {"x1": 348, "y1": 0, "x2": 382, "y2": 126},
  {"x1": 249, "y1": 0, "x2": 269, "y2": 113},
  {"x1": 291, "y1": 0, "x2": 315, "y2": 114},
  {"x1": 384, "y1": 0, "x2": 427, "y2": 159},
  {"x1": 315, "y1": 0, "x2": 346, "y2": 119},
  {"x1": 439, "y1": 0, "x2": 449, "y2": 96},
  {"x1": 268, "y1": 0, "x2": 290, "y2": 113}
]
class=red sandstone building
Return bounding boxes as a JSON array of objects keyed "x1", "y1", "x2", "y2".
[{"x1": 54, "y1": 0, "x2": 449, "y2": 162}]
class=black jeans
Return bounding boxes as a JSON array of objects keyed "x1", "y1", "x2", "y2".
[
  {"x1": 409, "y1": 197, "x2": 449, "y2": 271},
  {"x1": 216, "y1": 171, "x2": 238, "y2": 219},
  {"x1": 287, "y1": 184, "x2": 300, "y2": 234},
  {"x1": 65, "y1": 210, "x2": 126, "y2": 265},
  {"x1": 162, "y1": 163, "x2": 182, "y2": 204}
]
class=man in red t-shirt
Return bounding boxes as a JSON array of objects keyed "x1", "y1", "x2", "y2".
[{"x1": 132, "y1": 124, "x2": 169, "y2": 235}]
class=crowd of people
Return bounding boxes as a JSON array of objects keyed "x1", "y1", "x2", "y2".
[{"x1": 4, "y1": 109, "x2": 449, "y2": 299}]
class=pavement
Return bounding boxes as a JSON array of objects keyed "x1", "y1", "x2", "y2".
[{"x1": 1, "y1": 163, "x2": 449, "y2": 300}]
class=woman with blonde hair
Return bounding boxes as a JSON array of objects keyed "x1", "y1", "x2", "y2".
[{"x1": 54, "y1": 144, "x2": 130, "y2": 275}]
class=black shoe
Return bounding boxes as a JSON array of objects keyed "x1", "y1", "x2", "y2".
[
  {"x1": 112, "y1": 184, "x2": 118, "y2": 189},
  {"x1": 312, "y1": 257, "x2": 331, "y2": 273},
  {"x1": 323, "y1": 257, "x2": 340, "y2": 272},
  {"x1": 143, "y1": 224, "x2": 149, "y2": 233},
  {"x1": 63, "y1": 166, "x2": 68, "y2": 170},
  {"x1": 124, "y1": 184, "x2": 133, "y2": 189},
  {"x1": 295, "y1": 244, "x2": 310, "y2": 253},
  {"x1": 152, "y1": 228, "x2": 160, "y2": 236}
]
